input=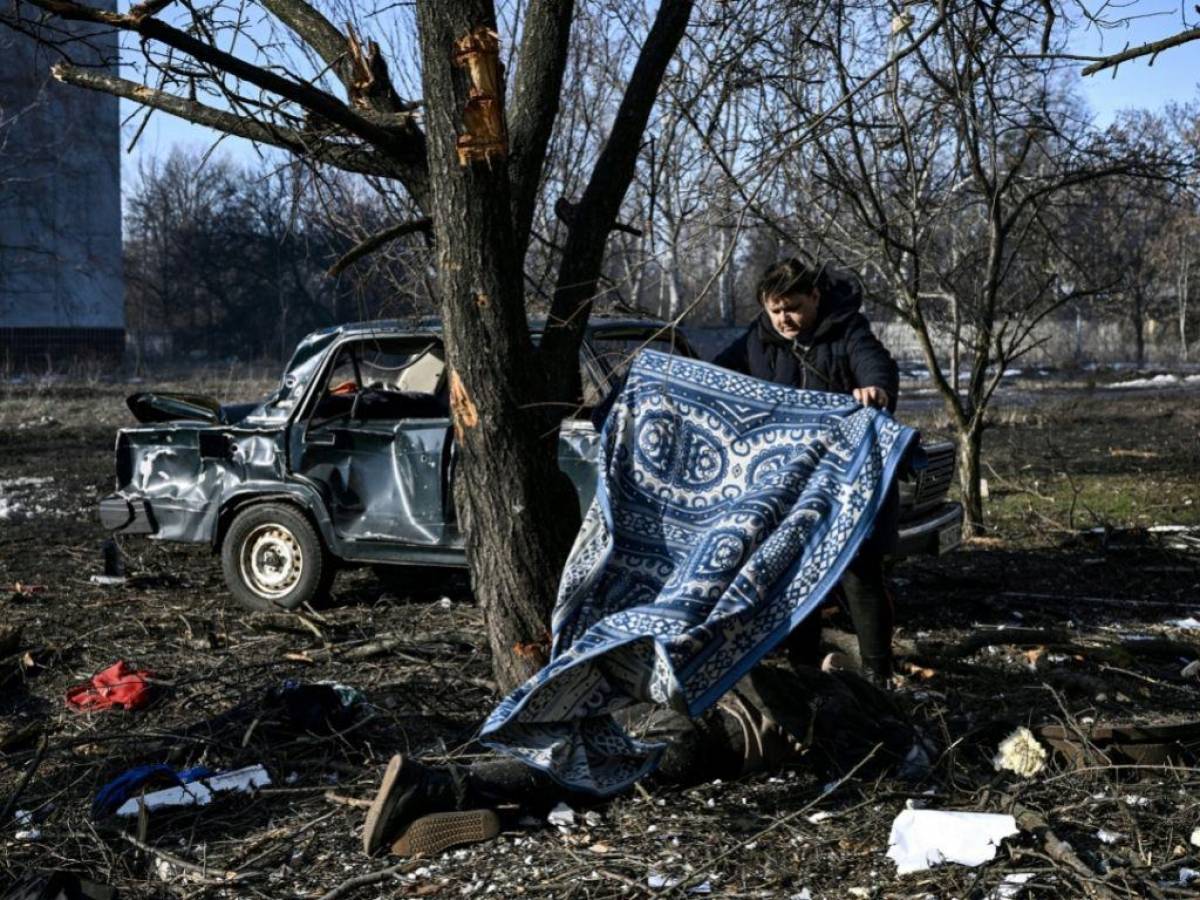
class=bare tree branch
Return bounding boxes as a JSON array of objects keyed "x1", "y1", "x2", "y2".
[
  {"x1": 540, "y1": 0, "x2": 693, "y2": 386},
  {"x1": 257, "y1": 0, "x2": 349, "y2": 74},
  {"x1": 327, "y1": 216, "x2": 432, "y2": 276},
  {"x1": 1082, "y1": 26, "x2": 1200, "y2": 76},
  {"x1": 23, "y1": 0, "x2": 425, "y2": 163},
  {"x1": 508, "y1": 0, "x2": 575, "y2": 246},
  {"x1": 50, "y1": 64, "x2": 404, "y2": 179}
]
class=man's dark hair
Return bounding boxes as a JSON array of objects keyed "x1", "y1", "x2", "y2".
[{"x1": 756, "y1": 257, "x2": 823, "y2": 304}]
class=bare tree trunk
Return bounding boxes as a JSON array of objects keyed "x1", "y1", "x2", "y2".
[
  {"x1": 416, "y1": 0, "x2": 579, "y2": 693},
  {"x1": 1179, "y1": 234, "x2": 1191, "y2": 363},
  {"x1": 716, "y1": 226, "x2": 735, "y2": 325},
  {"x1": 957, "y1": 421, "x2": 984, "y2": 536},
  {"x1": 665, "y1": 235, "x2": 683, "y2": 319},
  {"x1": 1074, "y1": 303, "x2": 1085, "y2": 365},
  {"x1": 1132, "y1": 290, "x2": 1146, "y2": 368}
]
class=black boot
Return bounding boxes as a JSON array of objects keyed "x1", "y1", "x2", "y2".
[
  {"x1": 860, "y1": 654, "x2": 894, "y2": 691},
  {"x1": 362, "y1": 755, "x2": 497, "y2": 856}
]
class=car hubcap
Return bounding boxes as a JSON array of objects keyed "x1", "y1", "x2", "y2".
[{"x1": 241, "y1": 523, "x2": 303, "y2": 599}]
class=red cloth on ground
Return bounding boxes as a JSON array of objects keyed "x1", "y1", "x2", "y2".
[{"x1": 65, "y1": 660, "x2": 155, "y2": 712}]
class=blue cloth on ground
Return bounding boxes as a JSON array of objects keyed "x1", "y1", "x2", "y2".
[
  {"x1": 92, "y1": 764, "x2": 212, "y2": 818},
  {"x1": 481, "y1": 350, "x2": 920, "y2": 795}
]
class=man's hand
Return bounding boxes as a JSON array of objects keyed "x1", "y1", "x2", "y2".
[{"x1": 852, "y1": 386, "x2": 889, "y2": 409}]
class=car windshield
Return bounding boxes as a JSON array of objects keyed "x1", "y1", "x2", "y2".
[{"x1": 589, "y1": 326, "x2": 687, "y2": 386}]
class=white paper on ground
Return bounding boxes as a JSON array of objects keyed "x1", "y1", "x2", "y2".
[
  {"x1": 887, "y1": 809, "x2": 1019, "y2": 874},
  {"x1": 547, "y1": 802, "x2": 575, "y2": 827},
  {"x1": 89, "y1": 575, "x2": 127, "y2": 586},
  {"x1": 988, "y1": 872, "x2": 1035, "y2": 899},
  {"x1": 116, "y1": 765, "x2": 270, "y2": 816}
]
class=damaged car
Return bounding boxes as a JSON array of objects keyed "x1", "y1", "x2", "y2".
[{"x1": 99, "y1": 318, "x2": 963, "y2": 612}]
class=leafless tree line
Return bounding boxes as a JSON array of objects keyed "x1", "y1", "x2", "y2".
[{"x1": 123, "y1": 150, "x2": 435, "y2": 368}]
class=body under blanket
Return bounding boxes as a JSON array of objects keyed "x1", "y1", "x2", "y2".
[{"x1": 482, "y1": 350, "x2": 920, "y2": 795}]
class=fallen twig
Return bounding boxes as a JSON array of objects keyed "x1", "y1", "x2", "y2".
[
  {"x1": 318, "y1": 860, "x2": 412, "y2": 900},
  {"x1": 117, "y1": 831, "x2": 246, "y2": 883}
]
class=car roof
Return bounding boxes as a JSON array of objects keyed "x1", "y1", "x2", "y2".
[{"x1": 305, "y1": 315, "x2": 681, "y2": 341}]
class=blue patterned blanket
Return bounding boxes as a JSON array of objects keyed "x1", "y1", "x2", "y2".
[{"x1": 481, "y1": 350, "x2": 919, "y2": 795}]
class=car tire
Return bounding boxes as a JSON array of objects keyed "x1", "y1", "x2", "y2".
[{"x1": 221, "y1": 503, "x2": 333, "y2": 612}]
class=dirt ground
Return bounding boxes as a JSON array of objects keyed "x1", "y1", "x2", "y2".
[{"x1": 1, "y1": 374, "x2": 1199, "y2": 899}]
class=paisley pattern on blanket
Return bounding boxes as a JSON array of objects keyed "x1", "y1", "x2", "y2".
[{"x1": 481, "y1": 350, "x2": 919, "y2": 795}]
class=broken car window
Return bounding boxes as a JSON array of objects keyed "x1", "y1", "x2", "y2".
[
  {"x1": 590, "y1": 329, "x2": 681, "y2": 390},
  {"x1": 311, "y1": 340, "x2": 450, "y2": 427}
]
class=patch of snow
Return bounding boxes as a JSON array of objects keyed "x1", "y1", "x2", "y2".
[{"x1": 1104, "y1": 373, "x2": 1182, "y2": 389}]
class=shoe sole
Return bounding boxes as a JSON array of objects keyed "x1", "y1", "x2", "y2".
[
  {"x1": 391, "y1": 809, "x2": 500, "y2": 857},
  {"x1": 362, "y1": 755, "x2": 404, "y2": 856}
]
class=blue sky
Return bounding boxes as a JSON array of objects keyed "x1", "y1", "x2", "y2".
[{"x1": 116, "y1": 6, "x2": 1199, "y2": 191}]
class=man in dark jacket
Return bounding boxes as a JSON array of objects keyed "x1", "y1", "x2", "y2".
[{"x1": 714, "y1": 257, "x2": 900, "y2": 686}]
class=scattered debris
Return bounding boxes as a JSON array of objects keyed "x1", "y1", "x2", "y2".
[
  {"x1": 887, "y1": 809, "x2": 1018, "y2": 874},
  {"x1": 988, "y1": 872, "x2": 1035, "y2": 899},
  {"x1": 13, "y1": 809, "x2": 40, "y2": 841},
  {"x1": 114, "y1": 764, "x2": 270, "y2": 816},
  {"x1": 993, "y1": 727, "x2": 1047, "y2": 777},
  {"x1": 265, "y1": 680, "x2": 362, "y2": 733},
  {"x1": 1166, "y1": 616, "x2": 1200, "y2": 630},
  {"x1": 88, "y1": 574, "x2": 127, "y2": 586},
  {"x1": 2, "y1": 871, "x2": 115, "y2": 900},
  {"x1": 1096, "y1": 828, "x2": 1123, "y2": 844},
  {"x1": 65, "y1": 660, "x2": 155, "y2": 712},
  {"x1": 547, "y1": 802, "x2": 576, "y2": 828},
  {"x1": 93, "y1": 764, "x2": 212, "y2": 818}
]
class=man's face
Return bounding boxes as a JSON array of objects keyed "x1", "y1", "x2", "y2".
[{"x1": 763, "y1": 289, "x2": 820, "y2": 340}]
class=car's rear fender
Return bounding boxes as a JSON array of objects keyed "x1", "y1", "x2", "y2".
[{"x1": 214, "y1": 482, "x2": 336, "y2": 553}]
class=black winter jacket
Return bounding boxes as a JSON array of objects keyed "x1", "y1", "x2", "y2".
[{"x1": 713, "y1": 274, "x2": 899, "y2": 413}]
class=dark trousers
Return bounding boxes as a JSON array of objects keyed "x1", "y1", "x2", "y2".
[
  {"x1": 784, "y1": 550, "x2": 894, "y2": 676},
  {"x1": 784, "y1": 484, "x2": 898, "y2": 678}
]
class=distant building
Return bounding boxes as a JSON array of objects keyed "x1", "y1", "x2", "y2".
[{"x1": 0, "y1": 1, "x2": 123, "y2": 369}]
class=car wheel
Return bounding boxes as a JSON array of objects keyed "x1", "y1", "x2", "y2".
[{"x1": 221, "y1": 503, "x2": 333, "y2": 612}]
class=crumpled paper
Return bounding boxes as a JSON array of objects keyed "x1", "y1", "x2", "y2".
[{"x1": 993, "y1": 726, "x2": 1047, "y2": 777}]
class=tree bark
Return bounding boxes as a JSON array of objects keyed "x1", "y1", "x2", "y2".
[
  {"x1": 957, "y1": 422, "x2": 985, "y2": 536},
  {"x1": 1131, "y1": 290, "x2": 1146, "y2": 369},
  {"x1": 415, "y1": 0, "x2": 580, "y2": 693}
]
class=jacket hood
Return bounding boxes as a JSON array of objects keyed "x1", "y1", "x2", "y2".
[{"x1": 756, "y1": 268, "x2": 864, "y2": 345}]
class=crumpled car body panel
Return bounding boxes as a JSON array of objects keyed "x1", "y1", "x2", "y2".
[{"x1": 99, "y1": 318, "x2": 667, "y2": 568}]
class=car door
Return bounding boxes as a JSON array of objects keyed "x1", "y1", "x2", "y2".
[{"x1": 295, "y1": 337, "x2": 455, "y2": 546}]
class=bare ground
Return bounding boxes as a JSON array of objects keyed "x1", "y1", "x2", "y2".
[{"x1": 1, "y1": 377, "x2": 1199, "y2": 899}]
